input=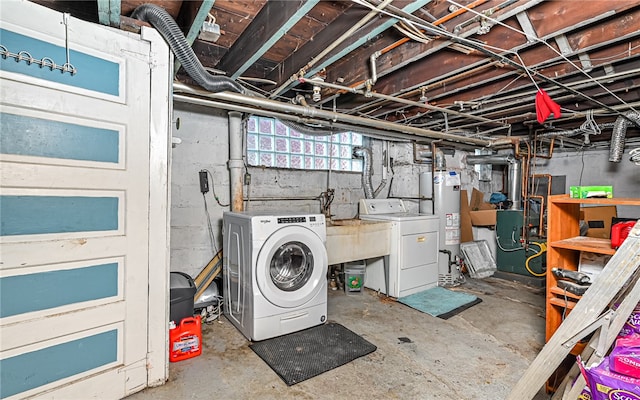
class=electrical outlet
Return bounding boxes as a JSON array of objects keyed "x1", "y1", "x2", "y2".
[
  {"x1": 199, "y1": 170, "x2": 209, "y2": 194},
  {"x1": 244, "y1": 173, "x2": 251, "y2": 185}
]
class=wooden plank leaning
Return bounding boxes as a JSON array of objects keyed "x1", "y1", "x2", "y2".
[{"x1": 508, "y1": 220, "x2": 640, "y2": 399}]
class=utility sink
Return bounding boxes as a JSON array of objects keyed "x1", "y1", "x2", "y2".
[{"x1": 326, "y1": 219, "x2": 392, "y2": 265}]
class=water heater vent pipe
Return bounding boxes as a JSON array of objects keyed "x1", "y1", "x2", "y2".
[{"x1": 466, "y1": 154, "x2": 521, "y2": 210}]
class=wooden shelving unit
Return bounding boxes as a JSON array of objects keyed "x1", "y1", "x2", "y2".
[{"x1": 546, "y1": 195, "x2": 640, "y2": 345}]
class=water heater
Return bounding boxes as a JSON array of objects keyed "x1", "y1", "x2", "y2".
[{"x1": 419, "y1": 171, "x2": 461, "y2": 285}]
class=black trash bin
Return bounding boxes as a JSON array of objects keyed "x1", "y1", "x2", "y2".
[{"x1": 170, "y1": 271, "x2": 196, "y2": 323}]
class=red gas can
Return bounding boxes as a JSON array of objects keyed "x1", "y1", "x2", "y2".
[
  {"x1": 169, "y1": 315, "x2": 202, "y2": 362},
  {"x1": 611, "y1": 221, "x2": 636, "y2": 249}
]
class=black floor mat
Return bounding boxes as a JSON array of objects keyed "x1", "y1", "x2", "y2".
[{"x1": 249, "y1": 322, "x2": 377, "y2": 386}]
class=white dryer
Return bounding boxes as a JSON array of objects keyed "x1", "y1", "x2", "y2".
[
  {"x1": 359, "y1": 199, "x2": 440, "y2": 298},
  {"x1": 223, "y1": 211, "x2": 328, "y2": 341}
]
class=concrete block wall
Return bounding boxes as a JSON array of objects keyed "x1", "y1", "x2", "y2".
[
  {"x1": 170, "y1": 104, "x2": 229, "y2": 276},
  {"x1": 174, "y1": 103, "x2": 640, "y2": 277}
]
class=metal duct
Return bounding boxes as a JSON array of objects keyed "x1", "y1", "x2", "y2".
[
  {"x1": 508, "y1": 158, "x2": 522, "y2": 211},
  {"x1": 466, "y1": 154, "x2": 521, "y2": 210},
  {"x1": 609, "y1": 111, "x2": 640, "y2": 162},
  {"x1": 353, "y1": 147, "x2": 386, "y2": 199}
]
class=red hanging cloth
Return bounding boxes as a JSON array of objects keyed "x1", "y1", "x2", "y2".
[{"x1": 535, "y1": 89, "x2": 561, "y2": 123}]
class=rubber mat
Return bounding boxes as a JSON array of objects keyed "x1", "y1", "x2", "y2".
[
  {"x1": 398, "y1": 286, "x2": 482, "y2": 320},
  {"x1": 249, "y1": 322, "x2": 376, "y2": 386}
]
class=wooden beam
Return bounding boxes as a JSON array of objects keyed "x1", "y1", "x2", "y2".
[
  {"x1": 216, "y1": 0, "x2": 320, "y2": 79},
  {"x1": 97, "y1": 0, "x2": 121, "y2": 27},
  {"x1": 265, "y1": 5, "x2": 368, "y2": 83},
  {"x1": 267, "y1": 0, "x2": 430, "y2": 93},
  {"x1": 342, "y1": 3, "x2": 640, "y2": 123}
]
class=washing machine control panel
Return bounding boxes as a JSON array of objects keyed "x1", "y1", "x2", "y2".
[{"x1": 278, "y1": 216, "x2": 309, "y2": 224}]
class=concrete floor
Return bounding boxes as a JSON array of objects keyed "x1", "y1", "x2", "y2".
[{"x1": 128, "y1": 277, "x2": 550, "y2": 400}]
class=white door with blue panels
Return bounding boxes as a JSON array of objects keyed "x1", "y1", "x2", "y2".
[{"x1": 0, "y1": 1, "x2": 171, "y2": 399}]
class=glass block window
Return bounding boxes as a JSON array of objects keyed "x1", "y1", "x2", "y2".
[{"x1": 247, "y1": 116, "x2": 364, "y2": 172}]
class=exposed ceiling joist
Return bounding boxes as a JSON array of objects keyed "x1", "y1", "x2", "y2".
[{"x1": 33, "y1": 0, "x2": 640, "y2": 151}]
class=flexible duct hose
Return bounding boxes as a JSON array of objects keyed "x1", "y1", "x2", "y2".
[
  {"x1": 131, "y1": 4, "x2": 244, "y2": 94},
  {"x1": 609, "y1": 111, "x2": 640, "y2": 162},
  {"x1": 353, "y1": 147, "x2": 387, "y2": 199}
]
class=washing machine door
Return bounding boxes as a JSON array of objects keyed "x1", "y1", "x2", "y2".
[{"x1": 256, "y1": 225, "x2": 327, "y2": 308}]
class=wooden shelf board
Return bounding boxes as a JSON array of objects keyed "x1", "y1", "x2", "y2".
[
  {"x1": 550, "y1": 236, "x2": 616, "y2": 255},
  {"x1": 549, "y1": 286, "x2": 583, "y2": 300},
  {"x1": 549, "y1": 195, "x2": 640, "y2": 206},
  {"x1": 549, "y1": 297, "x2": 577, "y2": 310}
]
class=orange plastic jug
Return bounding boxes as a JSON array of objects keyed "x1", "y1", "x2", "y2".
[{"x1": 169, "y1": 315, "x2": 202, "y2": 362}]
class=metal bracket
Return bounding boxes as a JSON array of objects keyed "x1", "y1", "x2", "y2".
[{"x1": 561, "y1": 309, "x2": 615, "y2": 357}]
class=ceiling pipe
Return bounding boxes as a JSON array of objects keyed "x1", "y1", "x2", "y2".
[
  {"x1": 175, "y1": 89, "x2": 514, "y2": 150},
  {"x1": 413, "y1": 77, "x2": 640, "y2": 131},
  {"x1": 342, "y1": 0, "x2": 490, "y2": 94},
  {"x1": 361, "y1": 0, "x2": 639, "y2": 127},
  {"x1": 373, "y1": 57, "x2": 640, "y2": 127},
  {"x1": 299, "y1": 77, "x2": 507, "y2": 128},
  {"x1": 174, "y1": 92, "x2": 413, "y2": 141},
  {"x1": 173, "y1": 83, "x2": 510, "y2": 147}
]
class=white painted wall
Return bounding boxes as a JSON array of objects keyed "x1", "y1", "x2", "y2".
[{"x1": 175, "y1": 103, "x2": 640, "y2": 277}]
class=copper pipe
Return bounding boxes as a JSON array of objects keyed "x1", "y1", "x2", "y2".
[
  {"x1": 534, "y1": 137, "x2": 555, "y2": 159},
  {"x1": 518, "y1": 141, "x2": 532, "y2": 242},
  {"x1": 378, "y1": 0, "x2": 489, "y2": 56}
]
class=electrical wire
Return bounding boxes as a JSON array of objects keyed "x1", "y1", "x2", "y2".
[
  {"x1": 495, "y1": 233, "x2": 523, "y2": 252},
  {"x1": 203, "y1": 169, "x2": 230, "y2": 207},
  {"x1": 579, "y1": 148, "x2": 585, "y2": 186},
  {"x1": 202, "y1": 192, "x2": 220, "y2": 255},
  {"x1": 445, "y1": 0, "x2": 639, "y2": 116},
  {"x1": 353, "y1": 0, "x2": 638, "y2": 123}
]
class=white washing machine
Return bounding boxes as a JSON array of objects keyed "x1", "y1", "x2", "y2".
[{"x1": 223, "y1": 211, "x2": 328, "y2": 341}]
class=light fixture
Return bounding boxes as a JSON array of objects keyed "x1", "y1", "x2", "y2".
[{"x1": 311, "y1": 76, "x2": 324, "y2": 102}]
